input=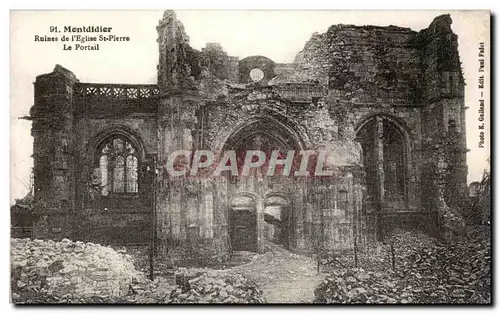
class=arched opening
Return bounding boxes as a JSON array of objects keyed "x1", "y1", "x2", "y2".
[
  {"x1": 229, "y1": 194, "x2": 258, "y2": 252},
  {"x1": 221, "y1": 116, "x2": 303, "y2": 252},
  {"x1": 81, "y1": 127, "x2": 153, "y2": 245},
  {"x1": 228, "y1": 130, "x2": 292, "y2": 182},
  {"x1": 356, "y1": 115, "x2": 409, "y2": 212},
  {"x1": 263, "y1": 194, "x2": 290, "y2": 248}
]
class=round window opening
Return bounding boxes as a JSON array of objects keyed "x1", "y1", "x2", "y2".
[{"x1": 249, "y1": 68, "x2": 264, "y2": 82}]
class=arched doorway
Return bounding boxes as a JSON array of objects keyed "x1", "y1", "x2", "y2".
[
  {"x1": 263, "y1": 194, "x2": 290, "y2": 248},
  {"x1": 229, "y1": 194, "x2": 258, "y2": 252},
  {"x1": 220, "y1": 116, "x2": 303, "y2": 252},
  {"x1": 356, "y1": 115, "x2": 408, "y2": 212}
]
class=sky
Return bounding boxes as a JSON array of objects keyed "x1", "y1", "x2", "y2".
[{"x1": 9, "y1": 10, "x2": 490, "y2": 203}]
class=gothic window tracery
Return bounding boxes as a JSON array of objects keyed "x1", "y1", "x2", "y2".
[{"x1": 96, "y1": 137, "x2": 139, "y2": 196}]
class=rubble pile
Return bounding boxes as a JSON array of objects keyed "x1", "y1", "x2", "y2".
[
  {"x1": 315, "y1": 268, "x2": 409, "y2": 303},
  {"x1": 11, "y1": 238, "x2": 142, "y2": 303},
  {"x1": 120, "y1": 267, "x2": 265, "y2": 303},
  {"x1": 168, "y1": 269, "x2": 265, "y2": 303},
  {"x1": 124, "y1": 276, "x2": 178, "y2": 303},
  {"x1": 398, "y1": 230, "x2": 491, "y2": 303},
  {"x1": 11, "y1": 238, "x2": 266, "y2": 304},
  {"x1": 315, "y1": 227, "x2": 491, "y2": 304},
  {"x1": 322, "y1": 228, "x2": 437, "y2": 271}
]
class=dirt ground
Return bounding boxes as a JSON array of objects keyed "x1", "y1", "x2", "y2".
[
  {"x1": 124, "y1": 241, "x2": 326, "y2": 303},
  {"x1": 227, "y1": 242, "x2": 326, "y2": 303}
]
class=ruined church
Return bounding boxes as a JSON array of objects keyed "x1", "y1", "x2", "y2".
[{"x1": 29, "y1": 11, "x2": 468, "y2": 258}]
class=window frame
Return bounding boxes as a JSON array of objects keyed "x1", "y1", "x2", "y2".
[{"x1": 94, "y1": 135, "x2": 141, "y2": 198}]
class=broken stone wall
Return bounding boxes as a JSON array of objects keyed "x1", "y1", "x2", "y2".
[
  {"x1": 31, "y1": 65, "x2": 78, "y2": 240},
  {"x1": 31, "y1": 65, "x2": 161, "y2": 244},
  {"x1": 202, "y1": 43, "x2": 239, "y2": 82},
  {"x1": 293, "y1": 25, "x2": 422, "y2": 105},
  {"x1": 290, "y1": 24, "x2": 425, "y2": 213},
  {"x1": 418, "y1": 15, "x2": 468, "y2": 215}
]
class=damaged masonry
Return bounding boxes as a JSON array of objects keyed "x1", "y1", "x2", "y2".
[{"x1": 28, "y1": 11, "x2": 468, "y2": 262}]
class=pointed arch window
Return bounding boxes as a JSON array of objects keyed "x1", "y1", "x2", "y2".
[
  {"x1": 355, "y1": 115, "x2": 409, "y2": 211},
  {"x1": 96, "y1": 137, "x2": 139, "y2": 196}
]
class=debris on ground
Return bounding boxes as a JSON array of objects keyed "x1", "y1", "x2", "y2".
[
  {"x1": 315, "y1": 227, "x2": 491, "y2": 304},
  {"x1": 11, "y1": 238, "x2": 142, "y2": 303},
  {"x1": 169, "y1": 270, "x2": 265, "y2": 303},
  {"x1": 11, "y1": 238, "x2": 265, "y2": 304}
]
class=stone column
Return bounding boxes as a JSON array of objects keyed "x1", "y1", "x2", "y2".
[
  {"x1": 375, "y1": 116, "x2": 385, "y2": 206},
  {"x1": 294, "y1": 182, "x2": 307, "y2": 251},
  {"x1": 375, "y1": 116, "x2": 385, "y2": 240}
]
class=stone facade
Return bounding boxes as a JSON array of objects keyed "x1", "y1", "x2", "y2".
[{"x1": 29, "y1": 11, "x2": 468, "y2": 258}]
